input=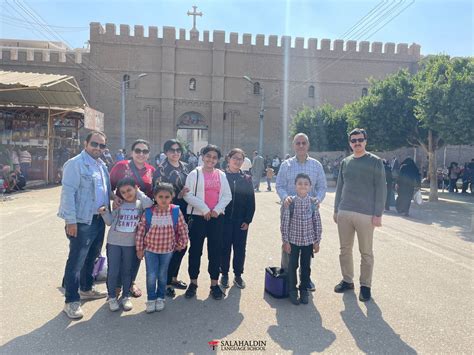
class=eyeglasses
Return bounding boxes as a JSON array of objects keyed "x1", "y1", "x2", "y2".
[
  {"x1": 230, "y1": 156, "x2": 244, "y2": 162},
  {"x1": 350, "y1": 138, "x2": 366, "y2": 143},
  {"x1": 134, "y1": 148, "x2": 150, "y2": 155},
  {"x1": 168, "y1": 148, "x2": 182, "y2": 154},
  {"x1": 89, "y1": 141, "x2": 106, "y2": 149},
  {"x1": 295, "y1": 141, "x2": 307, "y2": 146}
]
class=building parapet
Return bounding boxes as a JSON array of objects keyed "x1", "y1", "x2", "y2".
[{"x1": 0, "y1": 45, "x2": 89, "y2": 64}]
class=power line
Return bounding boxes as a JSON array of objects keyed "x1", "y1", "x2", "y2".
[{"x1": 0, "y1": 14, "x2": 88, "y2": 30}]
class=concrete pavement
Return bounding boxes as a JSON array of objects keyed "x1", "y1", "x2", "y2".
[{"x1": 0, "y1": 185, "x2": 472, "y2": 354}]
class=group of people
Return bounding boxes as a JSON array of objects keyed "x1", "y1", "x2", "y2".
[
  {"x1": 0, "y1": 145, "x2": 31, "y2": 193},
  {"x1": 447, "y1": 161, "x2": 474, "y2": 194},
  {"x1": 58, "y1": 127, "x2": 388, "y2": 319}
]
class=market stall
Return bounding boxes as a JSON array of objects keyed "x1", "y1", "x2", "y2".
[{"x1": 0, "y1": 70, "x2": 103, "y2": 183}]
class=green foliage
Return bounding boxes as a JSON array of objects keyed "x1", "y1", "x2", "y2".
[{"x1": 290, "y1": 104, "x2": 348, "y2": 151}]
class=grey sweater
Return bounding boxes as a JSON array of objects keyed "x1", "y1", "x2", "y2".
[
  {"x1": 334, "y1": 153, "x2": 387, "y2": 217},
  {"x1": 101, "y1": 191, "x2": 154, "y2": 247}
]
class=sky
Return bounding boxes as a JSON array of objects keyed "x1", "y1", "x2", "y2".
[{"x1": 0, "y1": 0, "x2": 472, "y2": 57}]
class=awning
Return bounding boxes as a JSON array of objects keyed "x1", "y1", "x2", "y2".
[{"x1": 0, "y1": 70, "x2": 88, "y2": 109}]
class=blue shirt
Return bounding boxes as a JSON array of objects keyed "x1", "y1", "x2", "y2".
[
  {"x1": 83, "y1": 151, "x2": 108, "y2": 211},
  {"x1": 276, "y1": 155, "x2": 327, "y2": 203}
]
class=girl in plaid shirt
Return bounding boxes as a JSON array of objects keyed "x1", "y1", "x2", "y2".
[
  {"x1": 281, "y1": 173, "x2": 322, "y2": 306},
  {"x1": 135, "y1": 183, "x2": 189, "y2": 313}
]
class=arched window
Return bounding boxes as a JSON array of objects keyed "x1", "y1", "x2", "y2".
[
  {"x1": 189, "y1": 78, "x2": 196, "y2": 91},
  {"x1": 309, "y1": 85, "x2": 315, "y2": 98},
  {"x1": 123, "y1": 74, "x2": 130, "y2": 89},
  {"x1": 361, "y1": 87, "x2": 368, "y2": 97},
  {"x1": 253, "y1": 82, "x2": 261, "y2": 95}
]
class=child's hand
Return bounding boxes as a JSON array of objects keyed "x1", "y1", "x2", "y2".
[
  {"x1": 313, "y1": 243, "x2": 320, "y2": 253},
  {"x1": 136, "y1": 250, "x2": 144, "y2": 260},
  {"x1": 97, "y1": 206, "x2": 107, "y2": 214},
  {"x1": 282, "y1": 242, "x2": 291, "y2": 254},
  {"x1": 210, "y1": 210, "x2": 219, "y2": 218}
]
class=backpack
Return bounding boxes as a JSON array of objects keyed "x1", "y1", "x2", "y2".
[{"x1": 144, "y1": 204, "x2": 180, "y2": 241}]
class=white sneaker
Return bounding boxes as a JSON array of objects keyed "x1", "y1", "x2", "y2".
[
  {"x1": 122, "y1": 297, "x2": 133, "y2": 311},
  {"x1": 155, "y1": 298, "x2": 165, "y2": 312},
  {"x1": 145, "y1": 300, "x2": 156, "y2": 314},
  {"x1": 107, "y1": 297, "x2": 120, "y2": 312},
  {"x1": 80, "y1": 287, "x2": 107, "y2": 300},
  {"x1": 63, "y1": 302, "x2": 84, "y2": 319}
]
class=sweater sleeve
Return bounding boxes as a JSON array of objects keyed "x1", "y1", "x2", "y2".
[
  {"x1": 334, "y1": 161, "x2": 344, "y2": 213},
  {"x1": 373, "y1": 159, "x2": 387, "y2": 217},
  {"x1": 183, "y1": 170, "x2": 211, "y2": 215},
  {"x1": 214, "y1": 172, "x2": 232, "y2": 215}
]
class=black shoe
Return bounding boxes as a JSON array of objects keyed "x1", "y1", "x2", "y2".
[
  {"x1": 210, "y1": 285, "x2": 224, "y2": 300},
  {"x1": 220, "y1": 275, "x2": 229, "y2": 289},
  {"x1": 359, "y1": 286, "x2": 371, "y2": 302},
  {"x1": 233, "y1": 276, "x2": 246, "y2": 289},
  {"x1": 300, "y1": 290, "x2": 309, "y2": 304},
  {"x1": 166, "y1": 286, "x2": 176, "y2": 298},
  {"x1": 171, "y1": 280, "x2": 187, "y2": 290},
  {"x1": 334, "y1": 280, "x2": 355, "y2": 293},
  {"x1": 185, "y1": 283, "x2": 198, "y2": 298},
  {"x1": 289, "y1": 291, "x2": 300, "y2": 305},
  {"x1": 307, "y1": 280, "x2": 316, "y2": 292}
]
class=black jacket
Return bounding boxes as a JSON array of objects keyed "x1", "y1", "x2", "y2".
[{"x1": 224, "y1": 171, "x2": 256, "y2": 224}]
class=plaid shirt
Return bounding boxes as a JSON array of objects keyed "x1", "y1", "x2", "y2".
[
  {"x1": 280, "y1": 195, "x2": 322, "y2": 246},
  {"x1": 135, "y1": 206, "x2": 189, "y2": 254}
]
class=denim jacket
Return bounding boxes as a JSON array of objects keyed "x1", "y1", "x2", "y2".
[{"x1": 58, "y1": 150, "x2": 112, "y2": 225}]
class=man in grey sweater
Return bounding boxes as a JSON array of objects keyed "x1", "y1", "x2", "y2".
[{"x1": 333, "y1": 128, "x2": 386, "y2": 302}]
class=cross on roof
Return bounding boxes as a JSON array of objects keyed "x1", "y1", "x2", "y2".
[{"x1": 187, "y1": 5, "x2": 203, "y2": 31}]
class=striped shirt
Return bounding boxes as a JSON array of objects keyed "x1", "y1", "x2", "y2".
[
  {"x1": 135, "y1": 206, "x2": 189, "y2": 254},
  {"x1": 276, "y1": 155, "x2": 327, "y2": 203},
  {"x1": 280, "y1": 195, "x2": 322, "y2": 246}
]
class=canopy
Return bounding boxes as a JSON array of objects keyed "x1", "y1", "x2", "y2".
[{"x1": 0, "y1": 70, "x2": 88, "y2": 109}]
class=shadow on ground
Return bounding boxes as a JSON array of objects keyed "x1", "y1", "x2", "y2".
[
  {"x1": 341, "y1": 292, "x2": 416, "y2": 354},
  {"x1": 1, "y1": 286, "x2": 244, "y2": 354},
  {"x1": 265, "y1": 292, "x2": 336, "y2": 354}
]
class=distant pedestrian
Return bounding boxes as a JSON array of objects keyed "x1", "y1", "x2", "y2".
[
  {"x1": 265, "y1": 165, "x2": 275, "y2": 191},
  {"x1": 333, "y1": 128, "x2": 386, "y2": 302},
  {"x1": 241, "y1": 156, "x2": 252, "y2": 174},
  {"x1": 252, "y1": 151, "x2": 265, "y2": 191},
  {"x1": 19, "y1": 147, "x2": 32, "y2": 182},
  {"x1": 396, "y1": 158, "x2": 421, "y2": 216}
]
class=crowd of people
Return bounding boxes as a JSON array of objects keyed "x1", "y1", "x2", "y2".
[{"x1": 55, "y1": 128, "x2": 470, "y2": 320}]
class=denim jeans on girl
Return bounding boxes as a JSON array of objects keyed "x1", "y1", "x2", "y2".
[
  {"x1": 106, "y1": 244, "x2": 136, "y2": 298},
  {"x1": 144, "y1": 251, "x2": 173, "y2": 300}
]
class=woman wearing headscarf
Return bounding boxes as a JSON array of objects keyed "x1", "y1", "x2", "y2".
[{"x1": 395, "y1": 158, "x2": 421, "y2": 217}]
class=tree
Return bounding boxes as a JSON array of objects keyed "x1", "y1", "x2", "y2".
[
  {"x1": 347, "y1": 55, "x2": 474, "y2": 201},
  {"x1": 291, "y1": 104, "x2": 348, "y2": 152}
]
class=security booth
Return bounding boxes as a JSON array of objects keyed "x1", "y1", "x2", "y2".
[{"x1": 0, "y1": 70, "x2": 103, "y2": 183}]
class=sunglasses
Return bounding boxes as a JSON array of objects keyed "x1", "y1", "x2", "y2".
[
  {"x1": 168, "y1": 148, "x2": 182, "y2": 154},
  {"x1": 89, "y1": 141, "x2": 107, "y2": 149},
  {"x1": 134, "y1": 148, "x2": 150, "y2": 155},
  {"x1": 350, "y1": 138, "x2": 366, "y2": 143}
]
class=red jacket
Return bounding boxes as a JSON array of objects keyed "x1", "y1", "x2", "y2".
[{"x1": 110, "y1": 160, "x2": 155, "y2": 198}]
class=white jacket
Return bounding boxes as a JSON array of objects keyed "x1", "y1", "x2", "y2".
[{"x1": 184, "y1": 167, "x2": 232, "y2": 216}]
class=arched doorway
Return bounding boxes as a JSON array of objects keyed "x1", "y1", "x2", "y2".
[{"x1": 176, "y1": 111, "x2": 208, "y2": 154}]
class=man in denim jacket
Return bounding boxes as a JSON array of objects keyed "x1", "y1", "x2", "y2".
[{"x1": 58, "y1": 131, "x2": 113, "y2": 319}]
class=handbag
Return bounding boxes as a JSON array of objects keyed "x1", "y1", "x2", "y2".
[
  {"x1": 264, "y1": 267, "x2": 289, "y2": 298},
  {"x1": 413, "y1": 189, "x2": 423, "y2": 205},
  {"x1": 128, "y1": 160, "x2": 147, "y2": 191},
  {"x1": 187, "y1": 169, "x2": 199, "y2": 230}
]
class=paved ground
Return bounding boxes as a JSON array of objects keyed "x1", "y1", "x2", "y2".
[{"x1": 0, "y1": 185, "x2": 473, "y2": 354}]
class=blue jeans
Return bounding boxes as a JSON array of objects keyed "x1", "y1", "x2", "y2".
[
  {"x1": 106, "y1": 244, "x2": 136, "y2": 298},
  {"x1": 144, "y1": 251, "x2": 173, "y2": 300},
  {"x1": 63, "y1": 215, "x2": 105, "y2": 303}
]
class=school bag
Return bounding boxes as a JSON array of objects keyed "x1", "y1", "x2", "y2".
[
  {"x1": 92, "y1": 255, "x2": 107, "y2": 281},
  {"x1": 264, "y1": 267, "x2": 289, "y2": 298},
  {"x1": 144, "y1": 204, "x2": 180, "y2": 240}
]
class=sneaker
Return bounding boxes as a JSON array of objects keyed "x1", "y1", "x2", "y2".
[
  {"x1": 63, "y1": 302, "x2": 84, "y2": 319},
  {"x1": 145, "y1": 300, "x2": 156, "y2": 313},
  {"x1": 122, "y1": 297, "x2": 133, "y2": 311},
  {"x1": 210, "y1": 285, "x2": 224, "y2": 300},
  {"x1": 233, "y1": 276, "x2": 246, "y2": 289},
  {"x1": 171, "y1": 280, "x2": 187, "y2": 290},
  {"x1": 107, "y1": 297, "x2": 120, "y2": 312},
  {"x1": 185, "y1": 283, "x2": 198, "y2": 298},
  {"x1": 80, "y1": 287, "x2": 107, "y2": 300},
  {"x1": 220, "y1": 275, "x2": 229, "y2": 289},
  {"x1": 307, "y1": 280, "x2": 316, "y2": 292},
  {"x1": 155, "y1": 298, "x2": 165, "y2": 311},
  {"x1": 359, "y1": 286, "x2": 371, "y2": 302},
  {"x1": 334, "y1": 280, "x2": 355, "y2": 293},
  {"x1": 166, "y1": 286, "x2": 176, "y2": 298},
  {"x1": 300, "y1": 290, "x2": 309, "y2": 304},
  {"x1": 289, "y1": 291, "x2": 300, "y2": 305}
]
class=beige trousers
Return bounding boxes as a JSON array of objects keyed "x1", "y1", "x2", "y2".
[{"x1": 337, "y1": 210, "x2": 375, "y2": 288}]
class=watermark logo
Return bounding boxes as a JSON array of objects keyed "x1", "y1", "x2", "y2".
[
  {"x1": 208, "y1": 339, "x2": 267, "y2": 352},
  {"x1": 208, "y1": 340, "x2": 219, "y2": 351}
]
